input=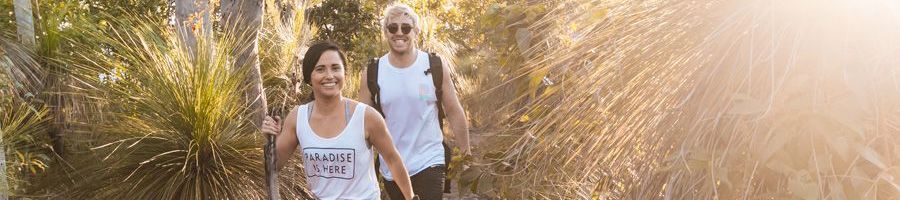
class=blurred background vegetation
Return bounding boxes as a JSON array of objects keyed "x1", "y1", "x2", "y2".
[{"x1": 1, "y1": 0, "x2": 899, "y2": 199}]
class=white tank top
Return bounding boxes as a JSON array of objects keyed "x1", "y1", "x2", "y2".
[
  {"x1": 296, "y1": 102, "x2": 380, "y2": 199},
  {"x1": 377, "y1": 50, "x2": 445, "y2": 181}
]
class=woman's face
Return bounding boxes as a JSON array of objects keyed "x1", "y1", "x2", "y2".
[{"x1": 310, "y1": 50, "x2": 345, "y2": 99}]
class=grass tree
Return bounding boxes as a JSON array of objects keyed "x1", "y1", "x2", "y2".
[
  {"x1": 1, "y1": 33, "x2": 51, "y2": 199},
  {"x1": 58, "y1": 17, "x2": 296, "y2": 198}
]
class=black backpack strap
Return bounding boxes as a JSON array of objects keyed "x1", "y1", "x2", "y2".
[
  {"x1": 428, "y1": 52, "x2": 446, "y2": 131},
  {"x1": 427, "y1": 52, "x2": 454, "y2": 193},
  {"x1": 368, "y1": 57, "x2": 387, "y2": 186},
  {"x1": 367, "y1": 57, "x2": 384, "y2": 117}
]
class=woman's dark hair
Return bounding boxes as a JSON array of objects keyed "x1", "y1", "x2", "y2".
[{"x1": 301, "y1": 41, "x2": 347, "y2": 85}]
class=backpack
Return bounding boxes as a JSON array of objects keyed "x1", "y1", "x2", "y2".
[{"x1": 367, "y1": 52, "x2": 453, "y2": 193}]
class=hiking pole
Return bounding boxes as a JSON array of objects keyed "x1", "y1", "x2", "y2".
[{"x1": 265, "y1": 116, "x2": 281, "y2": 200}]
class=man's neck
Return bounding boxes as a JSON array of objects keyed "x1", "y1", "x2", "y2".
[{"x1": 388, "y1": 48, "x2": 418, "y2": 69}]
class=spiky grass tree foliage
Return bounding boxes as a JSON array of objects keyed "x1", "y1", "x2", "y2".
[
  {"x1": 1, "y1": 33, "x2": 53, "y2": 197},
  {"x1": 60, "y1": 17, "x2": 273, "y2": 199},
  {"x1": 0, "y1": 102, "x2": 51, "y2": 196},
  {"x1": 1, "y1": 35, "x2": 44, "y2": 103},
  {"x1": 260, "y1": 0, "x2": 314, "y2": 115}
]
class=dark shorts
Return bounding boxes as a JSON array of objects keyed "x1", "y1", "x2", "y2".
[{"x1": 383, "y1": 165, "x2": 446, "y2": 200}]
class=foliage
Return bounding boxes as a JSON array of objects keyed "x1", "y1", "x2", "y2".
[
  {"x1": 1, "y1": 0, "x2": 899, "y2": 199},
  {"x1": 306, "y1": 0, "x2": 383, "y2": 74},
  {"x1": 0, "y1": 34, "x2": 44, "y2": 101},
  {"x1": 260, "y1": 0, "x2": 314, "y2": 111},
  {"x1": 0, "y1": 33, "x2": 53, "y2": 197},
  {"x1": 0, "y1": 102, "x2": 52, "y2": 196},
  {"x1": 37, "y1": 12, "x2": 313, "y2": 198},
  {"x1": 467, "y1": 0, "x2": 900, "y2": 199}
]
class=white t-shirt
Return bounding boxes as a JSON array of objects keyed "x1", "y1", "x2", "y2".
[{"x1": 376, "y1": 50, "x2": 445, "y2": 181}]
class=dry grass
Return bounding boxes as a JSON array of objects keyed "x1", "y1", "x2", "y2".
[{"x1": 467, "y1": 0, "x2": 900, "y2": 199}]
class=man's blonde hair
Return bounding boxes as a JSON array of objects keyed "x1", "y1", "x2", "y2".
[{"x1": 381, "y1": 3, "x2": 421, "y2": 32}]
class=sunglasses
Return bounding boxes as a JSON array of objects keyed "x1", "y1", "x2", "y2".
[{"x1": 386, "y1": 23, "x2": 413, "y2": 35}]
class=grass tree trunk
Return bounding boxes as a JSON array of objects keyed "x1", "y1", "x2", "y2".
[
  {"x1": 220, "y1": 1, "x2": 276, "y2": 199},
  {"x1": 0, "y1": 123, "x2": 7, "y2": 200},
  {"x1": 6, "y1": 1, "x2": 36, "y2": 198},
  {"x1": 221, "y1": 0, "x2": 266, "y2": 127},
  {"x1": 175, "y1": 0, "x2": 211, "y2": 58},
  {"x1": 13, "y1": 0, "x2": 35, "y2": 47}
]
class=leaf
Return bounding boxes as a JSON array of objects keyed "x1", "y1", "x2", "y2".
[
  {"x1": 459, "y1": 166, "x2": 482, "y2": 188},
  {"x1": 856, "y1": 145, "x2": 887, "y2": 170},
  {"x1": 726, "y1": 93, "x2": 766, "y2": 115},
  {"x1": 523, "y1": 5, "x2": 543, "y2": 23},
  {"x1": 476, "y1": 175, "x2": 494, "y2": 194},
  {"x1": 828, "y1": 180, "x2": 848, "y2": 200},
  {"x1": 824, "y1": 97, "x2": 868, "y2": 136},
  {"x1": 457, "y1": 166, "x2": 481, "y2": 195},
  {"x1": 590, "y1": 7, "x2": 608, "y2": 22},
  {"x1": 527, "y1": 68, "x2": 549, "y2": 98},
  {"x1": 878, "y1": 171, "x2": 900, "y2": 193},
  {"x1": 540, "y1": 84, "x2": 559, "y2": 98},
  {"x1": 518, "y1": 114, "x2": 530, "y2": 123},
  {"x1": 825, "y1": 136, "x2": 850, "y2": 161},
  {"x1": 757, "y1": 128, "x2": 796, "y2": 163},
  {"x1": 515, "y1": 28, "x2": 532, "y2": 54},
  {"x1": 765, "y1": 159, "x2": 797, "y2": 175},
  {"x1": 788, "y1": 170, "x2": 820, "y2": 200},
  {"x1": 849, "y1": 167, "x2": 869, "y2": 189},
  {"x1": 591, "y1": 181, "x2": 604, "y2": 200},
  {"x1": 716, "y1": 166, "x2": 733, "y2": 189}
]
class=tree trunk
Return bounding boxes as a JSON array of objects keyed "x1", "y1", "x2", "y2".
[
  {"x1": 6, "y1": 1, "x2": 35, "y2": 198},
  {"x1": 13, "y1": 0, "x2": 35, "y2": 47},
  {"x1": 175, "y1": 0, "x2": 211, "y2": 58},
  {"x1": 220, "y1": 1, "x2": 275, "y2": 198},
  {"x1": 0, "y1": 122, "x2": 7, "y2": 200},
  {"x1": 221, "y1": 0, "x2": 267, "y2": 127}
]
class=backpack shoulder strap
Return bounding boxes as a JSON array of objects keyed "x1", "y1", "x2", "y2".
[
  {"x1": 428, "y1": 52, "x2": 446, "y2": 130},
  {"x1": 367, "y1": 57, "x2": 384, "y2": 117},
  {"x1": 428, "y1": 52, "x2": 455, "y2": 193},
  {"x1": 368, "y1": 57, "x2": 387, "y2": 183}
]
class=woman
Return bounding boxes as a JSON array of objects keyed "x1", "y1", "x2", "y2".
[{"x1": 261, "y1": 41, "x2": 416, "y2": 200}]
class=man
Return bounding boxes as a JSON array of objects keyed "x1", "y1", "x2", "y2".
[{"x1": 358, "y1": 3, "x2": 471, "y2": 200}]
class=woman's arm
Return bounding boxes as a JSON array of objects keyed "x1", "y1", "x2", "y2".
[
  {"x1": 262, "y1": 107, "x2": 300, "y2": 170},
  {"x1": 364, "y1": 106, "x2": 414, "y2": 200}
]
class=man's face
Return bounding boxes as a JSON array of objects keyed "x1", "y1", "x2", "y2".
[{"x1": 384, "y1": 16, "x2": 416, "y2": 54}]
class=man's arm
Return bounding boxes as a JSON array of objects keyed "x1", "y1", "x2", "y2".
[
  {"x1": 358, "y1": 66, "x2": 374, "y2": 106},
  {"x1": 440, "y1": 59, "x2": 470, "y2": 155}
]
